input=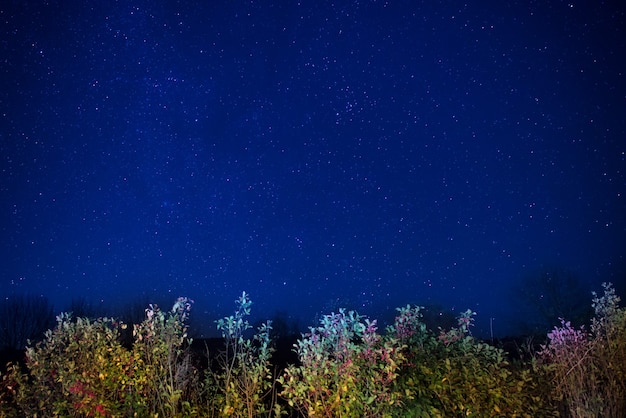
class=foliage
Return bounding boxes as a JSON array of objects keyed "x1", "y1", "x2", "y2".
[
  {"x1": 3, "y1": 284, "x2": 625, "y2": 417},
  {"x1": 390, "y1": 304, "x2": 428, "y2": 345},
  {"x1": 208, "y1": 291, "x2": 280, "y2": 417},
  {"x1": 132, "y1": 296, "x2": 198, "y2": 417},
  {"x1": 392, "y1": 306, "x2": 557, "y2": 417},
  {"x1": 2, "y1": 313, "x2": 143, "y2": 417},
  {"x1": 1, "y1": 297, "x2": 199, "y2": 418},
  {"x1": 539, "y1": 282, "x2": 626, "y2": 417},
  {"x1": 279, "y1": 308, "x2": 404, "y2": 418}
]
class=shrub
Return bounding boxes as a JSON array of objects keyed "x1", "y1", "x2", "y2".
[
  {"x1": 13, "y1": 287, "x2": 625, "y2": 417},
  {"x1": 591, "y1": 282, "x2": 626, "y2": 417},
  {"x1": 539, "y1": 282, "x2": 626, "y2": 417},
  {"x1": 393, "y1": 307, "x2": 557, "y2": 417},
  {"x1": 2, "y1": 297, "x2": 198, "y2": 418},
  {"x1": 208, "y1": 291, "x2": 280, "y2": 417},
  {"x1": 132, "y1": 296, "x2": 198, "y2": 416},
  {"x1": 3, "y1": 313, "x2": 144, "y2": 417},
  {"x1": 279, "y1": 308, "x2": 404, "y2": 418}
]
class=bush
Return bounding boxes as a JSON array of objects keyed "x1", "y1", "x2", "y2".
[
  {"x1": 279, "y1": 308, "x2": 404, "y2": 418},
  {"x1": 1, "y1": 297, "x2": 198, "y2": 417},
  {"x1": 6, "y1": 285, "x2": 623, "y2": 417},
  {"x1": 132, "y1": 297, "x2": 198, "y2": 416},
  {"x1": 3, "y1": 313, "x2": 143, "y2": 417},
  {"x1": 539, "y1": 282, "x2": 626, "y2": 417},
  {"x1": 208, "y1": 291, "x2": 280, "y2": 417},
  {"x1": 392, "y1": 307, "x2": 557, "y2": 417}
]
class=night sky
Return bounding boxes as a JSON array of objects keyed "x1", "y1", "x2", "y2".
[{"x1": 1, "y1": 1, "x2": 625, "y2": 338}]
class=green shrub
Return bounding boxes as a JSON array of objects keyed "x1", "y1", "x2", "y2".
[
  {"x1": 4, "y1": 313, "x2": 146, "y2": 417},
  {"x1": 208, "y1": 291, "x2": 280, "y2": 417},
  {"x1": 392, "y1": 307, "x2": 557, "y2": 417},
  {"x1": 132, "y1": 297, "x2": 198, "y2": 417},
  {"x1": 2, "y1": 297, "x2": 199, "y2": 418},
  {"x1": 279, "y1": 308, "x2": 404, "y2": 418},
  {"x1": 10, "y1": 286, "x2": 624, "y2": 417}
]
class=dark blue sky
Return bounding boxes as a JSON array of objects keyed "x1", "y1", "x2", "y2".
[{"x1": 1, "y1": 1, "x2": 624, "y2": 337}]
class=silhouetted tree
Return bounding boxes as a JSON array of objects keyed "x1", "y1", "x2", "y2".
[
  {"x1": 117, "y1": 295, "x2": 161, "y2": 325},
  {"x1": 265, "y1": 310, "x2": 301, "y2": 339},
  {"x1": 514, "y1": 266, "x2": 593, "y2": 336},
  {"x1": 66, "y1": 296, "x2": 103, "y2": 319},
  {"x1": 0, "y1": 294, "x2": 55, "y2": 350}
]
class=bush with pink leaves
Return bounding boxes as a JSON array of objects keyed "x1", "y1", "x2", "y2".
[{"x1": 539, "y1": 282, "x2": 626, "y2": 417}]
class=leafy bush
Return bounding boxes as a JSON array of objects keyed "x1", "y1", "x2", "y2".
[
  {"x1": 392, "y1": 306, "x2": 557, "y2": 417},
  {"x1": 539, "y1": 282, "x2": 626, "y2": 417},
  {"x1": 3, "y1": 313, "x2": 143, "y2": 417},
  {"x1": 1, "y1": 297, "x2": 198, "y2": 417},
  {"x1": 279, "y1": 308, "x2": 404, "y2": 418},
  {"x1": 132, "y1": 297, "x2": 198, "y2": 416},
  {"x1": 5, "y1": 285, "x2": 624, "y2": 417},
  {"x1": 208, "y1": 291, "x2": 280, "y2": 417}
]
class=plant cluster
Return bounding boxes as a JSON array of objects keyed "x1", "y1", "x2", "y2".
[
  {"x1": 1, "y1": 297, "x2": 198, "y2": 417},
  {"x1": 539, "y1": 282, "x2": 626, "y2": 417},
  {"x1": 391, "y1": 306, "x2": 556, "y2": 417},
  {"x1": 207, "y1": 291, "x2": 280, "y2": 417},
  {"x1": 279, "y1": 308, "x2": 403, "y2": 418},
  {"x1": 1, "y1": 284, "x2": 622, "y2": 417},
  {"x1": 132, "y1": 297, "x2": 198, "y2": 416}
]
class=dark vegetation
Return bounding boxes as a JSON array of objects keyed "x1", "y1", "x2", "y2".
[
  {"x1": 513, "y1": 267, "x2": 594, "y2": 336},
  {"x1": 0, "y1": 277, "x2": 624, "y2": 417}
]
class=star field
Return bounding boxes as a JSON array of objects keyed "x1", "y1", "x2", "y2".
[{"x1": 1, "y1": 1, "x2": 624, "y2": 337}]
